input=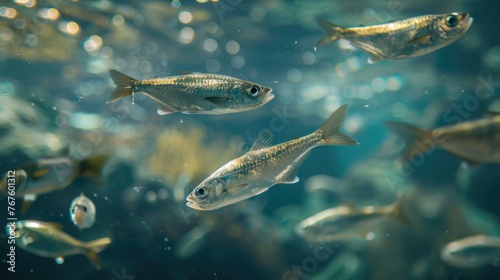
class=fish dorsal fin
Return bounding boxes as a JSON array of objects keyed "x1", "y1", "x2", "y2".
[
  {"x1": 157, "y1": 104, "x2": 178, "y2": 115},
  {"x1": 409, "y1": 35, "x2": 433, "y2": 45},
  {"x1": 250, "y1": 130, "x2": 274, "y2": 151},
  {"x1": 179, "y1": 71, "x2": 200, "y2": 75},
  {"x1": 204, "y1": 97, "x2": 231, "y2": 106},
  {"x1": 279, "y1": 151, "x2": 310, "y2": 184}
]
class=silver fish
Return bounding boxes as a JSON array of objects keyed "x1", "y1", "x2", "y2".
[
  {"x1": 385, "y1": 113, "x2": 500, "y2": 165},
  {"x1": 317, "y1": 13, "x2": 473, "y2": 63},
  {"x1": 295, "y1": 196, "x2": 408, "y2": 243},
  {"x1": 0, "y1": 155, "x2": 108, "y2": 214},
  {"x1": 70, "y1": 193, "x2": 96, "y2": 230},
  {"x1": 441, "y1": 235, "x2": 500, "y2": 268},
  {"x1": 186, "y1": 104, "x2": 358, "y2": 211},
  {"x1": 107, "y1": 70, "x2": 274, "y2": 115},
  {"x1": 5, "y1": 220, "x2": 111, "y2": 269}
]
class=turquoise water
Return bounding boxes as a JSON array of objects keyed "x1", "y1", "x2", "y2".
[{"x1": 0, "y1": 0, "x2": 499, "y2": 279}]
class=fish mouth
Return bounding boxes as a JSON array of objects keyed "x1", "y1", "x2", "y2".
[
  {"x1": 186, "y1": 195, "x2": 203, "y2": 210},
  {"x1": 259, "y1": 91, "x2": 275, "y2": 105},
  {"x1": 465, "y1": 16, "x2": 473, "y2": 28},
  {"x1": 460, "y1": 13, "x2": 473, "y2": 30}
]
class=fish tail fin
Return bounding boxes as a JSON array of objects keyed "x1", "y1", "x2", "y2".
[
  {"x1": 79, "y1": 154, "x2": 109, "y2": 178},
  {"x1": 390, "y1": 194, "x2": 412, "y2": 225},
  {"x1": 316, "y1": 18, "x2": 344, "y2": 47},
  {"x1": 316, "y1": 104, "x2": 358, "y2": 145},
  {"x1": 385, "y1": 121, "x2": 435, "y2": 164},
  {"x1": 84, "y1": 237, "x2": 112, "y2": 270},
  {"x1": 107, "y1": 70, "x2": 137, "y2": 104}
]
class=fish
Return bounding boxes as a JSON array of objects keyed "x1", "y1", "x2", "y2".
[
  {"x1": 295, "y1": 196, "x2": 409, "y2": 243},
  {"x1": 5, "y1": 220, "x2": 111, "y2": 269},
  {"x1": 70, "y1": 193, "x2": 96, "y2": 230},
  {"x1": 186, "y1": 104, "x2": 358, "y2": 211},
  {"x1": 107, "y1": 70, "x2": 274, "y2": 115},
  {"x1": 0, "y1": 155, "x2": 108, "y2": 214},
  {"x1": 440, "y1": 235, "x2": 500, "y2": 268},
  {"x1": 317, "y1": 13, "x2": 473, "y2": 63},
  {"x1": 385, "y1": 113, "x2": 500, "y2": 165}
]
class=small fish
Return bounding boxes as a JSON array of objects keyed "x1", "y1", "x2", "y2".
[
  {"x1": 295, "y1": 196, "x2": 409, "y2": 243},
  {"x1": 0, "y1": 155, "x2": 108, "y2": 214},
  {"x1": 107, "y1": 70, "x2": 274, "y2": 115},
  {"x1": 5, "y1": 220, "x2": 111, "y2": 269},
  {"x1": 70, "y1": 193, "x2": 96, "y2": 230},
  {"x1": 385, "y1": 113, "x2": 500, "y2": 165},
  {"x1": 441, "y1": 235, "x2": 500, "y2": 268},
  {"x1": 186, "y1": 104, "x2": 358, "y2": 211},
  {"x1": 317, "y1": 13, "x2": 473, "y2": 63}
]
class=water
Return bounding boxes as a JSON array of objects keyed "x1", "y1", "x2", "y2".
[{"x1": 0, "y1": 0, "x2": 500, "y2": 279}]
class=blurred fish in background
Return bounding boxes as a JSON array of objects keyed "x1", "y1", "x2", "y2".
[
  {"x1": 69, "y1": 192, "x2": 96, "y2": 230},
  {"x1": 5, "y1": 220, "x2": 111, "y2": 269},
  {"x1": 0, "y1": 155, "x2": 108, "y2": 213}
]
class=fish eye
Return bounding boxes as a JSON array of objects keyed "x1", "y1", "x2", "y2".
[
  {"x1": 446, "y1": 15, "x2": 458, "y2": 27},
  {"x1": 195, "y1": 187, "x2": 208, "y2": 199},
  {"x1": 82, "y1": 206, "x2": 88, "y2": 212},
  {"x1": 246, "y1": 85, "x2": 260, "y2": 97}
]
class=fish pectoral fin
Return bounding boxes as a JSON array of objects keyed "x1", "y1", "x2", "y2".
[
  {"x1": 85, "y1": 249, "x2": 103, "y2": 270},
  {"x1": 83, "y1": 237, "x2": 112, "y2": 269},
  {"x1": 409, "y1": 35, "x2": 433, "y2": 45},
  {"x1": 224, "y1": 184, "x2": 249, "y2": 195},
  {"x1": 204, "y1": 97, "x2": 231, "y2": 106},
  {"x1": 22, "y1": 194, "x2": 37, "y2": 214},
  {"x1": 252, "y1": 188, "x2": 269, "y2": 196},
  {"x1": 157, "y1": 104, "x2": 178, "y2": 115},
  {"x1": 281, "y1": 176, "x2": 299, "y2": 184},
  {"x1": 367, "y1": 53, "x2": 384, "y2": 64},
  {"x1": 250, "y1": 130, "x2": 273, "y2": 151}
]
